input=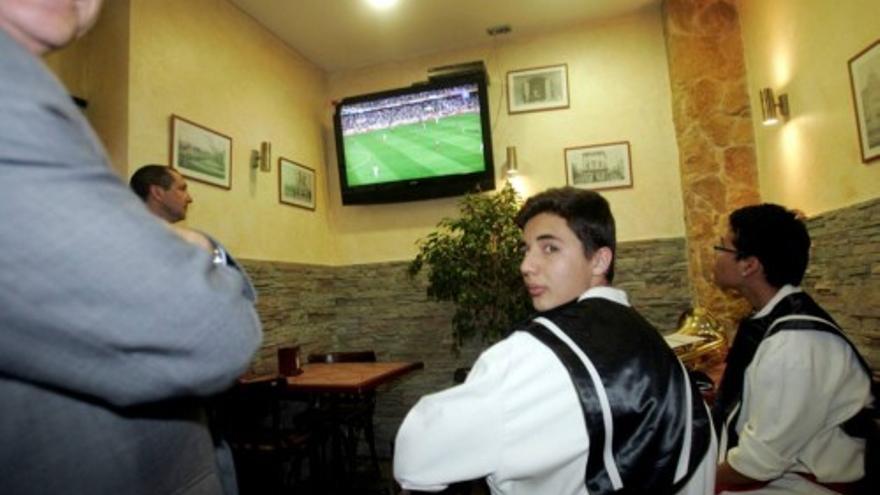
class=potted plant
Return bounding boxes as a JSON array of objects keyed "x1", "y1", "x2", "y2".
[{"x1": 409, "y1": 183, "x2": 533, "y2": 349}]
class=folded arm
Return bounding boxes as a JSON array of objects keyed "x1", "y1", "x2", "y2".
[
  {"x1": 394, "y1": 354, "x2": 505, "y2": 491},
  {"x1": 0, "y1": 96, "x2": 262, "y2": 407}
]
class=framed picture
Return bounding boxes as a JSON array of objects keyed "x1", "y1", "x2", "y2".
[
  {"x1": 507, "y1": 64, "x2": 569, "y2": 114},
  {"x1": 564, "y1": 141, "x2": 633, "y2": 191},
  {"x1": 278, "y1": 157, "x2": 316, "y2": 210},
  {"x1": 169, "y1": 115, "x2": 233, "y2": 189},
  {"x1": 848, "y1": 38, "x2": 880, "y2": 163}
]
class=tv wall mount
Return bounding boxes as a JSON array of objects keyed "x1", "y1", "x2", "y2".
[{"x1": 427, "y1": 60, "x2": 489, "y2": 85}]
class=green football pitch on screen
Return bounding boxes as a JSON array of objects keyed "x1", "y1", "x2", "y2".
[{"x1": 343, "y1": 113, "x2": 485, "y2": 187}]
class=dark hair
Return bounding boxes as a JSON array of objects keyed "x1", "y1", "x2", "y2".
[
  {"x1": 129, "y1": 165, "x2": 174, "y2": 201},
  {"x1": 729, "y1": 203, "x2": 810, "y2": 287},
  {"x1": 515, "y1": 186, "x2": 617, "y2": 282}
]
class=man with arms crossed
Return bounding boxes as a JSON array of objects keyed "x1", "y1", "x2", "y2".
[
  {"x1": 0, "y1": 1, "x2": 261, "y2": 493},
  {"x1": 712, "y1": 204, "x2": 873, "y2": 494},
  {"x1": 394, "y1": 187, "x2": 716, "y2": 494}
]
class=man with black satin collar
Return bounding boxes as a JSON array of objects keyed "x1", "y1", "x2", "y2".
[
  {"x1": 712, "y1": 204, "x2": 873, "y2": 494},
  {"x1": 395, "y1": 187, "x2": 716, "y2": 494}
]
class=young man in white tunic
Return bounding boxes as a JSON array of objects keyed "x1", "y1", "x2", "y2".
[
  {"x1": 712, "y1": 204, "x2": 873, "y2": 494},
  {"x1": 394, "y1": 187, "x2": 717, "y2": 495}
]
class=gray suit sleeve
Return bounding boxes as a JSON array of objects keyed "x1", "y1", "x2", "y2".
[{"x1": 0, "y1": 87, "x2": 262, "y2": 407}]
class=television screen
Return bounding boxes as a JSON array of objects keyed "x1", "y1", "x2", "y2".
[{"x1": 333, "y1": 73, "x2": 495, "y2": 205}]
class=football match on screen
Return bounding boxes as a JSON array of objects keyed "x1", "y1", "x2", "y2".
[{"x1": 339, "y1": 83, "x2": 487, "y2": 186}]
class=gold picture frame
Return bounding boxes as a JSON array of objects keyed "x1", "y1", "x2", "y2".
[
  {"x1": 848, "y1": 37, "x2": 880, "y2": 163},
  {"x1": 278, "y1": 157, "x2": 316, "y2": 210},
  {"x1": 564, "y1": 141, "x2": 633, "y2": 191},
  {"x1": 169, "y1": 114, "x2": 233, "y2": 189},
  {"x1": 507, "y1": 64, "x2": 570, "y2": 114}
]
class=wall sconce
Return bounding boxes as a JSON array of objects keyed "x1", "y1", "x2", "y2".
[
  {"x1": 759, "y1": 87, "x2": 789, "y2": 126},
  {"x1": 505, "y1": 146, "x2": 518, "y2": 176},
  {"x1": 251, "y1": 141, "x2": 272, "y2": 172}
]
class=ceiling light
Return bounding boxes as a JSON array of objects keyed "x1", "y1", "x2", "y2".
[{"x1": 366, "y1": 0, "x2": 398, "y2": 10}]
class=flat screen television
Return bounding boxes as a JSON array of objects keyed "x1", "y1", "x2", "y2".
[{"x1": 333, "y1": 73, "x2": 495, "y2": 205}]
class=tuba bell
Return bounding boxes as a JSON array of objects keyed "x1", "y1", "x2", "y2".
[{"x1": 665, "y1": 307, "x2": 727, "y2": 371}]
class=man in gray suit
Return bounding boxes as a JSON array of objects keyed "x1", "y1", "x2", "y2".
[{"x1": 0, "y1": 1, "x2": 262, "y2": 494}]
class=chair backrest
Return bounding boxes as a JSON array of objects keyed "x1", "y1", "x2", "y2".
[
  {"x1": 307, "y1": 350, "x2": 377, "y2": 364},
  {"x1": 215, "y1": 378, "x2": 286, "y2": 441}
]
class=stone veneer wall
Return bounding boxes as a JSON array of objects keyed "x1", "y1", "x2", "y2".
[
  {"x1": 239, "y1": 237, "x2": 692, "y2": 457},
  {"x1": 802, "y1": 197, "x2": 880, "y2": 369},
  {"x1": 239, "y1": 198, "x2": 880, "y2": 456}
]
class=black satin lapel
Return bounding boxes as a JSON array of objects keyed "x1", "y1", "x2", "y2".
[{"x1": 525, "y1": 323, "x2": 614, "y2": 494}]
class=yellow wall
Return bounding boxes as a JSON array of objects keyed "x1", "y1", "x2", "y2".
[
  {"x1": 126, "y1": 0, "x2": 335, "y2": 264},
  {"x1": 39, "y1": 1, "x2": 880, "y2": 267},
  {"x1": 44, "y1": 0, "x2": 129, "y2": 178},
  {"x1": 327, "y1": 5, "x2": 686, "y2": 264},
  {"x1": 738, "y1": 0, "x2": 880, "y2": 215}
]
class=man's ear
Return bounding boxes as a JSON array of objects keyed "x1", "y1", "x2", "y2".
[
  {"x1": 148, "y1": 184, "x2": 165, "y2": 202},
  {"x1": 739, "y1": 255, "x2": 763, "y2": 278},
  {"x1": 590, "y1": 247, "x2": 613, "y2": 278}
]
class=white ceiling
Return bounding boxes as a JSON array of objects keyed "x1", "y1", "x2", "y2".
[{"x1": 227, "y1": 0, "x2": 661, "y2": 72}]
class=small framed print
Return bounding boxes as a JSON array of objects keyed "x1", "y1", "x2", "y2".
[
  {"x1": 278, "y1": 157, "x2": 316, "y2": 210},
  {"x1": 507, "y1": 64, "x2": 570, "y2": 114},
  {"x1": 169, "y1": 114, "x2": 232, "y2": 189},
  {"x1": 848, "y1": 37, "x2": 880, "y2": 163},
  {"x1": 564, "y1": 141, "x2": 633, "y2": 191}
]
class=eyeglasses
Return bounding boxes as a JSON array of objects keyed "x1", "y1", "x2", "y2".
[{"x1": 713, "y1": 237, "x2": 740, "y2": 255}]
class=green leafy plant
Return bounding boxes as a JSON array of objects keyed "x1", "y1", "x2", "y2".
[{"x1": 409, "y1": 182, "x2": 533, "y2": 349}]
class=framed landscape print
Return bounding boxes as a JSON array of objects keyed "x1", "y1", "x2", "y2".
[
  {"x1": 169, "y1": 115, "x2": 233, "y2": 189},
  {"x1": 507, "y1": 64, "x2": 569, "y2": 114},
  {"x1": 564, "y1": 141, "x2": 633, "y2": 191},
  {"x1": 278, "y1": 157, "x2": 316, "y2": 210},
  {"x1": 848, "y1": 37, "x2": 880, "y2": 163}
]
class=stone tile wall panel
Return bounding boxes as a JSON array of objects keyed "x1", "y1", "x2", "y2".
[
  {"x1": 239, "y1": 238, "x2": 691, "y2": 457},
  {"x1": 238, "y1": 198, "x2": 879, "y2": 456}
]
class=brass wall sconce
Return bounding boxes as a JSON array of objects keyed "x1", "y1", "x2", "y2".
[
  {"x1": 251, "y1": 141, "x2": 272, "y2": 172},
  {"x1": 759, "y1": 87, "x2": 789, "y2": 126},
  {"x1": 505, "y1": 146, "x2": 518, "y2": 176}
]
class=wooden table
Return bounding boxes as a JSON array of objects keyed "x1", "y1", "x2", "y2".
[
  {"x1": 241, "y1": 361, "x2": 424, "y2": 395},
  {"x1": 283, "y1": 361, "x2": 423, "y2": 395},
  {"x1": 251, "y1": 361, "x2": 423, "y2": 484}
]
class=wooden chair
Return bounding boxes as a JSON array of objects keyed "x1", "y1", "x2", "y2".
[
  {"x1": 453, "y1": 367, "x2": 471, "y2": 384},
  {"x1": 307, "y1": 351, "x2": 380, "y2": 477},
  {"x1": 213, "y1": 378, "x2": 322, "y2": 493}
]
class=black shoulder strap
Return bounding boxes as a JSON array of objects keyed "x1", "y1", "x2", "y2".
[
  {"x1": 524, "y1": 319, "x2": 620, "y2": 493},
  {"x1": 523, "y1": 306, "x2": 711, "y2": 495},
  {"x1": 769, "y1": 315, "x2": 877, "y2": 442},
  {"x1": 768, "y1": 315, "x2": 873, "y2": 377}
]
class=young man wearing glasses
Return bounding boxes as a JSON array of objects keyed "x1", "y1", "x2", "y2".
[{"x1": 712, "y1": 204, "x2": 873, "y2": 494}]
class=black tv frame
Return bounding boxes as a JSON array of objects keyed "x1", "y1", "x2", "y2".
[{"x1": 333, "y1": 72, "x2": 495, "y2": 205}]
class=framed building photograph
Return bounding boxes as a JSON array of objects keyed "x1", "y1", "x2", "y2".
[
  {"x1": 848, "y1": 37, "x2": 880, "y2": 163},
  {"x1": 507, "y1": 64, "x2": 569, "y2": 114},
  {"x1": 278, "y1": 157, "x2": 315, "y2": 210},
  {"x1": 564, "y1": 141, "x2": 633, "y2": 191},
  {"x1": 169, "y1": 115, "x2": 233, "y2": 189}
]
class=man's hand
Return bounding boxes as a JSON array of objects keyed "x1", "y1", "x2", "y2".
[{"x1": 716, "y1": 461, "x2": 765, "y2": 493}]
